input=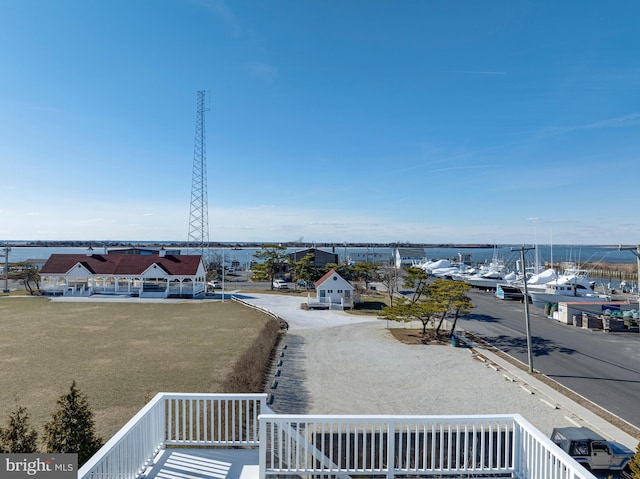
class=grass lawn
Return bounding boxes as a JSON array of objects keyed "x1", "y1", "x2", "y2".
[{"x1": 0, "y1": 297, "x2": 271, "y2": 441}]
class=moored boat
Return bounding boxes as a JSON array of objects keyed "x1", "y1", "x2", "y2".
[{"x1": 528, "y1": 274, "x2": 611, "y2": 308}]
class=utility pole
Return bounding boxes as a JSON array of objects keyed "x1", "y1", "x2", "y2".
[
  {"x1": 221, "y1": 247, "x2": 225, "y2": 303},
  {"x1": 619, "y1": 244, "x2": 640, "y2": 306},
  {"x1": 1, "y1": 245, "x2": 10, "y2": 293},
  {"x1": 187, "y1": 90, "x2": 211, "y2": 266},
  {"x1": 512, "y1": 245, "x2": 535, "y2": 373}
]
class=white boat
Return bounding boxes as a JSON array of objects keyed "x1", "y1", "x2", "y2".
[
  {"x1": 527, "y1": 272, "x2": 611, "y2": 307},
  {"x1": 460, "y1": 250, "x2": 513, "y2": 290},
  {"x1": 496, "y1": 268, "x2": 558, "y2": 300},
  {"x1": 419, "y1": 258, "x2": 451, "y2": 273},
  {"x1": 466, "y1": 269, "x2": 516, "y2": 290}
]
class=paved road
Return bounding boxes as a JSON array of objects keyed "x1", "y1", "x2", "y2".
[{"x1": 457, "y1": 289, "x2": 640, "y2": 430}]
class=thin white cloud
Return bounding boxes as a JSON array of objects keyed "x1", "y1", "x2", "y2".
[
  {"x1": 427, "y1": 164, "x2": 497, "y2": 174},
  {"x1": 189, "y1": 0, "x2": 241, "y2": 36},
  {"x1": 247, "y1": 204, "x2": 275, "y2": 210},
  {"x1": 453, "y1": 70, "x2": 506, "y2": 75},
  {"x1": 245, "y1": 61, "x2": 278, "y2": 84},
  {"x1": 213, "y1": 225, "x2": 255, "y2": 230},
  {"x1": 307, "y1": 221, "x2": 347, "y2": 227},
  {"x1": 539, "y1": 113, "x2": 640, "y2": 138},
  {"x1": 580, "y1": 113, "x2": 640, "y2": 129}
]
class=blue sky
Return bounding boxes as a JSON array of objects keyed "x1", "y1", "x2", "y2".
[{"x1": 1, "y1": 1, "x2": 639, "y2": 245}]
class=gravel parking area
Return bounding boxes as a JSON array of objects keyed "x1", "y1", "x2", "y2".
[{"x1": 239, "y1": 293, "x2": 579, "y2": 436}]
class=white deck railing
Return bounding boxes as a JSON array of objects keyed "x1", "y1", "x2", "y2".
[
  {"x1": 78, "y1": 393, "x2": 270, "y2": 479},
  {"x1": 307, "y1": 295, "x2": 353, "y2": 309},
  {"x1": 79, "y1": 394, "x2": 596, "y2": 479},
  {"x1": 259, "y1": 413, "x2": 596, "y2": 479}
]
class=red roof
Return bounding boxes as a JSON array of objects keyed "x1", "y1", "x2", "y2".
[
  {"x1": 40, "y1": 254, "x2": 203, "y2": 276},
  {"x1": 315, "y1": 268, "x2": 337, "y2": 288}
]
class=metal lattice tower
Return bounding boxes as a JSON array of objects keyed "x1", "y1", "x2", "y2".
[{"x1": 187, "y1": 90, "x2": 210, "y2": 264}]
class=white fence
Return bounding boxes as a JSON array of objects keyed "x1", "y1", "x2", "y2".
[
  {"x1": 79, "y1": 394, "x2": 596, "y2": 479},
  {"x1": 307, "y1": 295, "x2": 353, "y2": 310},
  {"x1": 78, "y1": 393, "x2": 270, "y2": 479},
  {"x1": 259, "y1": 413, "x2": 596, "y2": 479}
]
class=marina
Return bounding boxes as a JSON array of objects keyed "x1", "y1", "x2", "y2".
[{"x1": 4, "y1": 242, "x2": 639, "y2": 266}]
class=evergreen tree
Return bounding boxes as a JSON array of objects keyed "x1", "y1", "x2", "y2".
[
  {"x1": 290, "y1": 253, "x2": 317, "y2": 289},
  {"x1": 42, "y1": 381, "x2": 103, "y2": 466},
  {"x1": 0, "y1": 404, "x2": 38, "y2": 453},
  {"x1": 252, "y1": 244, "x2": 289, "y2": 289}
]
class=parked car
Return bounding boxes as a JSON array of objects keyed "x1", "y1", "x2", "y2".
[
  {"x1": 273, "y1": 279, "x2": 289, "y2": 289},
  {"x1": 296, "y1": 280, "x2": 315, "y2": 290},
  {"x1": 208, "y1": 281, "x2": 221, "y2": 289},
  {"x1": 550, "y1": 427, "x2": 634, "y2": 473}
]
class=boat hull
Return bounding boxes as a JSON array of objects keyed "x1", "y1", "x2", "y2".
[
  {"x1": 529, "y1": 292, "x2": 611, "y2": 308},
  {"x1": 496, "y1": 283, "x2": 524, "y2": 300}
]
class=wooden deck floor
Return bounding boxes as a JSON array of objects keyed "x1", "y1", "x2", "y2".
[{"x1": 145, "y1": 448, "x2": 259, "y2": 479}]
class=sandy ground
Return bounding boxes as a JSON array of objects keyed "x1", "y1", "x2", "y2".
[{"x1": 238, "y1": 293, "x2": 579, "y2": 436}]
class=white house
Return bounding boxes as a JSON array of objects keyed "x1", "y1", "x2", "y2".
[
  {"x1": 308, "y1": 269, "x2": 354, "y2": 309},
  {"x1": 39, "y1": 248, "x2": 207, "y2": 298}
]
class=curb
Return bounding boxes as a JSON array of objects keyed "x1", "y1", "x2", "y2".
[{"x1": 464, "y1": 337, "x2": 639, "y2": 450}]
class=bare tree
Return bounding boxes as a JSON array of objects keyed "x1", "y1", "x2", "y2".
[
  {"x1": 378, "y1": 265, "x2": 402, "y2": 307},
  {"x1": 15, "y1": 266, "x2": 41, "y2": 295}
]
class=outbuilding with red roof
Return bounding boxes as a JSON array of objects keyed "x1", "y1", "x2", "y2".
[{"x1": 308, "y1": 269, "x2": 355, "y2": 309}]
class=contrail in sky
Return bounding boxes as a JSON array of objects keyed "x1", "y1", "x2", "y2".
[{"x1": 453, "y1": 70, "x2": 506, "y2": 75}]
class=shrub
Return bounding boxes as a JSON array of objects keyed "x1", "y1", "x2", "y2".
[
  {"x1": 0, "y1": 404, "x2": 38, "y2": 453},
  {"x1": 222, "y1": 318, "x2": 284, "y2": 393},
  {"x1": 42, "y1": 381, "x2": 103, "y2": 466}
]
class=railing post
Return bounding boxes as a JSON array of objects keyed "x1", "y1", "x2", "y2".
[
  {"x1": 259, "y1": 415, "x2": 266, "y2": 479},
  {"x1": 159, "y1": 395, "x2": 167, "y2": 448},
  {"x1": 513, "y1": 419, "x2": 522, "y2": 478},
  {"x1": 386, "y1": 420, "x2": 395, "y2": 479}
]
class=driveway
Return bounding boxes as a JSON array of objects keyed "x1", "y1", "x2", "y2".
[{"x1": 239, "y1": 293, "x2": 582, "y2": 436}]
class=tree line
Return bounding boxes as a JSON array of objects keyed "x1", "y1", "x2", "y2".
[{"x1": 249, "y1": 244, "x2": 383, "y2": 291}]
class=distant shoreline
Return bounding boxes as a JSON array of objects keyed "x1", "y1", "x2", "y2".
[{"x1": 2, "y1": 240, "x2": 631, "y2": 249}]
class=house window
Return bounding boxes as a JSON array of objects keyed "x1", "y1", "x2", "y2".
[
  {"x1": 338, "y1": 289, "x2": 343, "y2": 293},
  {"x1": 328, "y1": 290, "x2": 333, "y2": 293}
]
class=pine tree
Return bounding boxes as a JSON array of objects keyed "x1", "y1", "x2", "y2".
[
  {"x1": 0, "y1": 404, "x2": 38, "y2": 453},
  {"x1": 42, "y1": 381, "x2": 103, "y2": 465}
]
